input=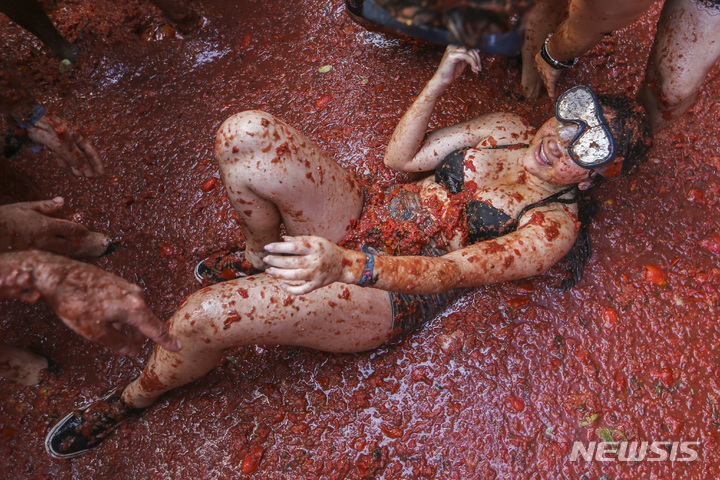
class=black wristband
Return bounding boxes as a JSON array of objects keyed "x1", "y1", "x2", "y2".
[
  {"x1": 540, "y1": 34, "x2": 577, "y2": 70},
  {"x1": 358, "y1": 246, "x2": 375, "y2": 287}
]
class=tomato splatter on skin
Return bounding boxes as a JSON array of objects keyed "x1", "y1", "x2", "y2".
[
  {"x1": 482, "y1": 136, "x2": 498, "y2": 147},
  {"x1": 480, "y1": 241, "x2": 506, "y2": 255},
  {"x1": 224, "y1": 312, "x2": 240, "y2": 328},
  {"x1": 275, "y1": 142, "x2": 288, "y2": 156},
  {"x1": 138, "y1": 370, "x2": 165, "y2": 392},
  {"x1": 525, "y1": 211, "x2": 561, "y2": 240},
  {"x1": 502, "y1": 255, "x2": 515, "y2": 268}
]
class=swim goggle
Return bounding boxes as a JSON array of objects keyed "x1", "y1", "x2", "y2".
[{"x1": 555, "y1": 85, "x2": 615, "y2": 168}]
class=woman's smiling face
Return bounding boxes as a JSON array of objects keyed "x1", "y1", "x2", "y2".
[{"x1": 522, "y1": 117, "x2": 594, "y2": 186}]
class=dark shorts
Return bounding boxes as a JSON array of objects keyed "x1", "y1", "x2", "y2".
[{"x1": 384, "y1": 287, "x2": 462, "y2": 346}]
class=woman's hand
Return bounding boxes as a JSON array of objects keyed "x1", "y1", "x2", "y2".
[
  {"x1": 264, "y1": 236, "x2": 353, "y2": 295},
  {"x1": 0, "y1": 198, "x2": 109, "y2": 257},
  {"x1": 26, "y1": 113, "x2": 104, "y2": 177},
  {"x1": 433, "y1": 45, "x2": 481, "y2": 88}
]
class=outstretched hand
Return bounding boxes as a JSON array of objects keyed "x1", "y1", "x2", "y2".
[
  {"x1": 433, "y1": 45, "x2": 482, "y2": 87},
  {"x1": 26, "y1": 113, "x2": 104, "y2": 177},
  {"x1": 27, "y1": 251, "x2": 182, "y2": 355},
  {"x1": 264, "y1": 236, "x2": 349, "y2": 295},
  {"x1": 0, "y1": 198, "x2": 109, "y2": 257}
]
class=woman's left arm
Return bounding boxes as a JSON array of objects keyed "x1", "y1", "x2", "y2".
[
  {"x1": 385, "y1": 46, "x2": 534, "y2": 173},
  {"x1": 264, "y1": 207, "x2": 579, "y2": 295},
  {"x1": 384, "y1": 46, "x2": 483, "y2": 173}
]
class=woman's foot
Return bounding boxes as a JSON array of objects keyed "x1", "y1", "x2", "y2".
[
  {"x1": 194, "y1": 250, "x2": 262, "y2": 286},
  {"x1": 45, "y1": 387, "x2": 145, "y2": 459}
]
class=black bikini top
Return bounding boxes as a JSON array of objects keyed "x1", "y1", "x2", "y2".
[{"x1": 435, "y1": 146, "x2": 577, "y2": 243}]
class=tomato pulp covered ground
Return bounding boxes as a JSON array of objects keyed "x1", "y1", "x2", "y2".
[{"x1": 1, "y1": 0, "x2": 720, "y2": 478}]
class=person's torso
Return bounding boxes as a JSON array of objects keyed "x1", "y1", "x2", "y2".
[{"x1": 416, "y1": 145, "x2": 576, "y2": 250}]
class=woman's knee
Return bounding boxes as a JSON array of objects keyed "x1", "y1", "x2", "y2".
[
  {"x1": 166, "y1": 294, "x2": 217, "y2": 342},
  {"x1": 214, "y1": 110, "x2": 282, "y2": 163}
]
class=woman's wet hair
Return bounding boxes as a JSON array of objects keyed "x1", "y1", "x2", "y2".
[
  {"x1": 598, "y1": 94, "x2": 653, "y2": 177},
  {"x1": 556, "y1": 94, "x2": 652, "y2": 289}
]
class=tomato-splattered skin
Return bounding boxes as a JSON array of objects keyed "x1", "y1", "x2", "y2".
[{"x1": 121, "y1": 48, "x2": 596, "y2": 415}]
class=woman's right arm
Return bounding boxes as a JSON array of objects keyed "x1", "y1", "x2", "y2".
[
  {"x1": 384, "y1": 46, "x2": 480, "y2": 172},
  {"x1": 263, "y1": 205, "x2": 579, "y2": 295}
]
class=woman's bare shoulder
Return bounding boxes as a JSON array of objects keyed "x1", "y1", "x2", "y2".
[{"x1": 471, "y1": 112, "x2": 536, "y2": 148}]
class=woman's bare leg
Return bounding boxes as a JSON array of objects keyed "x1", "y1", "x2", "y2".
[
  {"x1": 214, "y1": 111, "x2": 364, "y2": 268},
  {"x1": 125, "y1": 111, "x2": 370, "y2": 407},
  {"x1": 44, "y1": 113, "x2": 373, "y2": 458},
  {"x1": 122, "y1": 274, "x2": 392, "y2": 408},
  {"x1": 638, "y1": 0, "x2": 720, "y2": 132}
]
